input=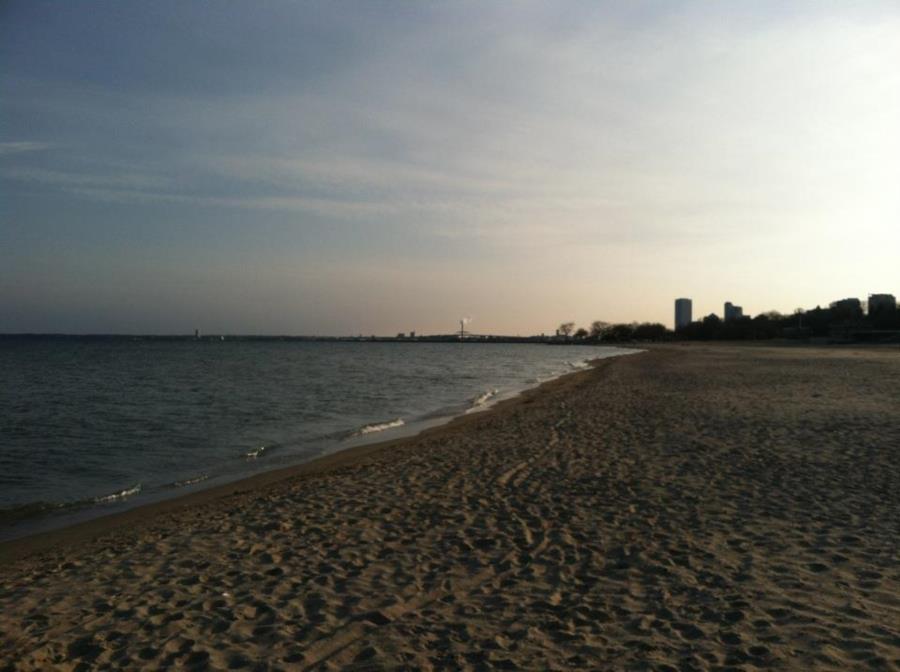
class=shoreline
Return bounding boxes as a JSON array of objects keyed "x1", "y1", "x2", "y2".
[
  {"x1": 0, "y1": 352, "x2": 623, "y2": 565},
  {"x1": 3, "y1": 343, "x2": 898, "y2": 670}
]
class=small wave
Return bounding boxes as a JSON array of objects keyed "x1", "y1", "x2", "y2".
[
  {"x1": 467, "y1": 389, "x2": 498, "y2": 412},
  {"x1": 566, "y1": 360, "x2": 591, "y2": 370},
  {"x1": 354, "y1": 418, "x2": 405, "y2": 436},
  {"x1": 245, "y1": 445, "x2": 268, "y2": 459},
  {"x1": 93, "y1": 483, "x2": 142, "y2": 504},
  {"x1": 172, "y1": 474, "x2": 209, "y2": 488}
]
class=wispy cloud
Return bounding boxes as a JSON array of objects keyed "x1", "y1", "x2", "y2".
[
  {"x1": 4, "y1": 167, "x2": 169, "y2": 191},
  {"x1": 0, "y1": 141, "x2": 53, "y2": 155}
]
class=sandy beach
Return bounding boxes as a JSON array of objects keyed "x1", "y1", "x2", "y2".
[{"x1": 1, "y1": 344, "x2": 899, "y2": 671}]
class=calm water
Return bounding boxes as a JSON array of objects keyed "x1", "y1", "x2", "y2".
[{"x1": 0, "y1": 339, "x2": 633, "y2": 537}]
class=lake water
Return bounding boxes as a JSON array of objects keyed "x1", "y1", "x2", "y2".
[{"x1": 0, "y1": 339, "x2": 634, "y2": 538}]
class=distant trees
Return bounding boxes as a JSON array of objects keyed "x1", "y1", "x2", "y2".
[
  {"x1": 599, "y1": 323, "x2": 669, "y2": 343},
  {"x1": 802, "y1": 306, "x2": 831, "y2": 336},
  {"x1": 870, "y1": 304, "x2": 900, "y2": 329},
  {"x1": 633, "y1": 323, "x2": 668, "y2": 340},
  {"x1": 554, "y1": 321, "x2": 671, "y2": 344},
  {"x1": 558, "y1": 322, "x2": 575, "y2": 338},
  {"x1": 605, "y1": 324, "x2": 637, "y2": 342},
  {"x1": 589, "y1": 320, "x2": 609, "y2": 339}
]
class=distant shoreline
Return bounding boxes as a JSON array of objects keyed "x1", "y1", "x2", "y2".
[
  {"x1": 2, "y1": 333, "x2": 571, "y2": 344},
  {"x1": 4, "y1": 333, "x2": 897, "y2": 345}
]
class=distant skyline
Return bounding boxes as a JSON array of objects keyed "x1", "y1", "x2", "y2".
[{"x1": 2, "y1": 1, "x2": 899, "y2": 335}]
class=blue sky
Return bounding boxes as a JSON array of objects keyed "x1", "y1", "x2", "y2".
[{"x1": 2, "y1": 1, "x2": 898, "y2": 334}]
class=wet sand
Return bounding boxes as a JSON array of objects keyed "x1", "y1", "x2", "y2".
[{"x1": 2, "y1": 344, "x2": 899, "y2": 670}]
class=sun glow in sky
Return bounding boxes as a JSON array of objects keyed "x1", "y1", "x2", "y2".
[{"x1": 2, "y1": 1, "x2": 898, "y2": 334}]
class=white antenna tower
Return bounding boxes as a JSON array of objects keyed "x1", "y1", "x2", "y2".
[{"x1": 459, "y1": 317, "x2": 471, "y2": 340}]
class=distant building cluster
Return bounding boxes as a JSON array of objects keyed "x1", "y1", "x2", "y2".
[
  {"x1": 674, "y1": 292, "x2": 898, "y2": 339},
  {"x1": 828, "y1": 294, "x2": 898, "y2": 322},
  {"x1": 673, "y1": 298, "x2": 744, "y2": 329}
]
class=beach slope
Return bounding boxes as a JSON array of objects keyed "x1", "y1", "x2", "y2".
[{"x1": 2, "y1": 345, "x2": 899, "y2": 670}]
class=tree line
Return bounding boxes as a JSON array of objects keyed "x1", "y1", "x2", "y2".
[{"x1": 557, "y1": 320, "x2": 669, "y2": 343}]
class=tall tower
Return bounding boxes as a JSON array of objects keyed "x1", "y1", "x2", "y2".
[
  {"x1": 675, "y1": 298, "x2": 692, "y2": 330},
  {"x1": 724, "y1": 302, "x2": 743, "y2": 321}
]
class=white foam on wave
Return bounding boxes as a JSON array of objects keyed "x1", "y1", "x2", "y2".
[
  {"x1": 245, "y1": 445, "x2": 268, "y2": 459},
  {"x1": 93, "y1": 483, "x2": 142, "y2": 504},
  {"x1": 466, "y1": 389, "x2": 499, "y2": 412},
  {"x1": 173, "y1": 474, "x2": 209, "y2": 487},
  {"x1": 354, "y1": 418, "x2": 405, "y2": 436},
  {"x1": 566, "y1": 359, "x2": 591, "y2": 370}
]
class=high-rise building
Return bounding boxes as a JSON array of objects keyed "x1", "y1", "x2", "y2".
[
  {"x1": 868, "y1": 294, "x2": 897, "y2": 316},
  {"x1": 867, "y1": 294, "x2": 898, "y2": 327},
  {"x1": 830, "y1": 298, "x2": 863, "y2": 321},
  {"x1": 724, "y1": 302, "x2": 743, "y2": 321},
  {"x1": 675, "y1": 298, "x2": 692, "y2": 330}
]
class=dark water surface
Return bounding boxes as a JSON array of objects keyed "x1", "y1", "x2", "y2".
[{"x1": 0, "y1": 339, "x2": 634, "y2": 538}]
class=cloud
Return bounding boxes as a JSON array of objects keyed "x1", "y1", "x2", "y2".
[
  {"x1": 0, "y1": 141, "x2": 53, "y2": 155},
  {"x1": 4, "y1": 167, "x2": 169, "y2": 191}
]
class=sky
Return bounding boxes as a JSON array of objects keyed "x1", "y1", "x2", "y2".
[{"x1": 2, "y1": 1, "x2": 898, "y2": 335}]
